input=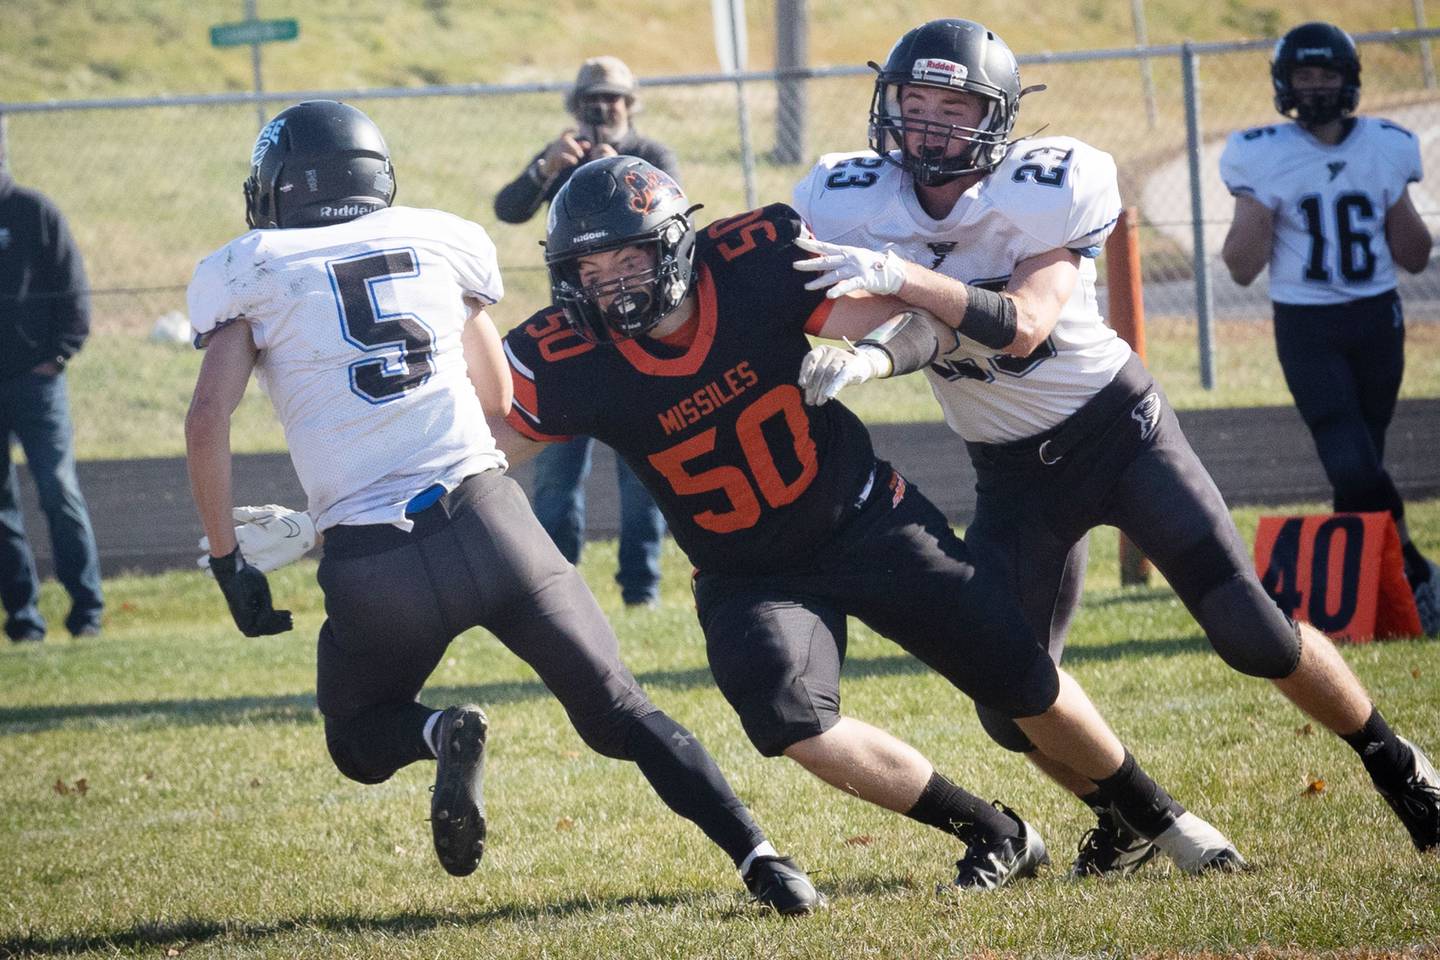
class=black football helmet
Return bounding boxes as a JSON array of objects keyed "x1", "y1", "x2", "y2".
[
  {"x1": 243, "y1": 100, "x2": 396, "y2": 230},
  {"x1": 1271, "y1": 22, "x2": 1361, "y2": 126},
  {"x1": 544, "y1": 156, "x2": 697, "y2": 344},
  {"x1": 869, "y1": 19, "x2": 1023, "y2": 184}
]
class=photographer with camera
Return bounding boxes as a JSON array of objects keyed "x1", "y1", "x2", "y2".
[
  {"x1": 493, "y1": 56, "x2": 679, "y2": 226},
  {"x1": 493, "y1": 56, "x2": 677, "y2": 608}
]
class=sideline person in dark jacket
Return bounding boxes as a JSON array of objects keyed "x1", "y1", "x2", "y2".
[
  {"x1": 0, "y1": 168, "x2": 104, "y2": 641},
  {"x1": 493, "y1": 56, "x2": 675, "y2": 608}
]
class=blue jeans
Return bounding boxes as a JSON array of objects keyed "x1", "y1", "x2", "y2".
[
  {"x1": 531, "y1": 437, "x2": 666, "y2": 604},
  {"x1": 0, "y1": 372, "x2": 104, "y2": 638}
]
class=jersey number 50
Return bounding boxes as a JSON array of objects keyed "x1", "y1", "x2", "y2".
[{"x1": 648, "y1": 385, "x2": 818, "y2": 533}]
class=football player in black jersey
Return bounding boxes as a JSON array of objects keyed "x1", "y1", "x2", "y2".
[{"x1": 492, "y1": 155, "x2": 1250, "y2": 892}]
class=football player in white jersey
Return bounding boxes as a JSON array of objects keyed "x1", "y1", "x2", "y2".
[
  {"x1": 1220, "y1": 22, "x2": 1438, "y2": 632},
  {"x1": 791, "y1": 19, "x2": 1440, "y2": 870},
  {"x1": 183, "y1": 100, "x2": 822, "y2": 913}
]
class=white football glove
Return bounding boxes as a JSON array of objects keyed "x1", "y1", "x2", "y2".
[
  {"x1": 797, "y1": 342, "x2": 890, "y2": 406},
  {"x1": 197, "y1": 504, "x2": 316, "y2": 574},
  {"x1": 793, "y1": 236, "x2": 909, "y2": 299}
]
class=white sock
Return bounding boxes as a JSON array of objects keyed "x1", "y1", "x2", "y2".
[
  {"x1": 422, "y1": 710, "x2": 444, "y2": 757},
  {"x1": 738, "y1": 841, "x2": 779, "y2": 877}
]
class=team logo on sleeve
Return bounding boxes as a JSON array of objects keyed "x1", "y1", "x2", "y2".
[{"x1": 1131, "y1": 393, "x2": 1161, "y2": 441}]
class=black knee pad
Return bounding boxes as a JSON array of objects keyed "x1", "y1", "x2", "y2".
[
  {"x1": 1197, "y1": 574, "x2": 1302, "y2": 679},
  {"x1": 566, "y1": 703, "x2": 648, "y2": 761},
  {"x1": 971, "y1": 643, "x2": 1061, "y2": 720},
  {"x1": 323, "y1": 717, "x2": 394, "y2": 785},
  {"x1": 976, "y1": 703, "x2": 1036, "y2": 753}
]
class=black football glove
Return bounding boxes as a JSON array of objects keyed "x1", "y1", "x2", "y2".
[{"x1": 208, "y1": 547, "x2": 293, "y2": 637}]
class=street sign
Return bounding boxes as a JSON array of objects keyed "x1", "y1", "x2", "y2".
[{"x1": 209, "y1": 18, "x2": 298, "y2": 47}]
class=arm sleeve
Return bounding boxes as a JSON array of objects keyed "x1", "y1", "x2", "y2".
[
  {"x1": 41, "y1": 200, "x2": 90, "y2": 358},
  {"x1": 501, "y1": 323, "x2": 578, "y2": 442},
  {"x1": 187, "y1": 254, "x2": 241, "y2": 349},
  {"x1": 449, "y1": 219, "x2": 505, "y2": 305},
  {"x1": 492, "y1": 149, "x2": 553, "y2": 224}
]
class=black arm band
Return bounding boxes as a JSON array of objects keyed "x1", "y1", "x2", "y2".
[
  {"x1": 856, "y1": 310, "x2": 948, "y2": 377},
  {"x1": 958, "y1": 285, "x2": 1018, "y2": 350}
]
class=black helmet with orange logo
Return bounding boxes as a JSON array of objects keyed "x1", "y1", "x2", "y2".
[{"x1": 544, "y1": 156, "x2": 697, "y2": 343}]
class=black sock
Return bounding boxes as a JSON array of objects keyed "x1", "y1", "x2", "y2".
[
  {"x1": 904, "y1": 771, "x2": 1018, "y2": 845},
  {"x1": 625, "y1": 711, "x2": 766, "y2": 867},
  {"x1": 1079, "y1": 789, "x2": 1108, "y2": 819},
  {"x1": 1402, "y1": 542, "x2": 1431, "y2": 588},
  {"x1": 1093, "y1": 751, "x2": 1185, "y2": 840},
  {"x1": 1341, "y1": 707, "x2": 1413, "y2": 792}
]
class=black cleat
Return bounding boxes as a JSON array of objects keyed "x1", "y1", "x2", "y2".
[
  {"x1": 1375, "y1": 737, "x2": 1440, "y2": 852},
  {"x1": 430, "y1": 704, "x2": 488, "y2": 877},
  {"x1": 1069, "y1": 808, "x2": 1160, "y2": 879},
  {"x1": 742, "y1": 855, "x2": 824, "y2": 915},
  {"x1": 948, "y1": 804, "x2": 1049, "y2": 891}
]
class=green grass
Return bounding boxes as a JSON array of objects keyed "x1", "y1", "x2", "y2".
[{"x1": 4, "y1": 500, "x2": 1439, "y2": 958}]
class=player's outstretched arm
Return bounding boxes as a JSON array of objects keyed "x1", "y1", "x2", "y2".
[
  {"x1": 1221, "y1": 194, "x2": 1275, "y2": 286},
  {"x1": 185, "y1": 321, "x2": 293, "y2": 637},
  {"x1": 794, "y1": 236, "x2": 1077, "y2": 357},
  {"x1": 799, "y1": 301, "x2": 956, "y2": 406},
  {"x1": 462, "y1": 305, "x2": 514, "y2": 418}
]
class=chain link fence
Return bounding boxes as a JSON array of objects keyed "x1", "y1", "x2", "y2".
[{"x1": 3, "y1": 29, "x2": 1438, "y2": 358}]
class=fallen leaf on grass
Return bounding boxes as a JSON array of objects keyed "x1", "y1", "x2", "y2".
[
  {"x1": 53, "y1": 778, "x2": 88, "y2": 797},
  {"x1": 1295, "y1": 723, "x2": 1314, "y2": 737},
  {"x1": 53, "y1": 779, "x2": 68, "y2": 796},
  {"x1": 1302, "y1": 777, "x2": 1326, "y2": 796},
  {"x1": 1412, "y1": 668, "x2": 1422, "y2": 679},
  {"x1": 555, "y1": 816, "x2": 575, "y2": 831},
  {"x1": 844, "y1": 835, "x2": 874, "y2": 847},
  {"x1": 249, "y1": 778, "x2": 263, "y2": 788}
]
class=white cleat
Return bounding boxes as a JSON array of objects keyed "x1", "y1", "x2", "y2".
[{"x1": 1151, "y1": 812, "x2": 1249, "y2": 874}]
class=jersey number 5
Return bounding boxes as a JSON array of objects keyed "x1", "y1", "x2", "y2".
[
  {"x1": 328, "y1": 248, "x2": 437, "y2": 404},
  {"x1": 648, "y1": 384, "x2": 818, "y2": 533}
]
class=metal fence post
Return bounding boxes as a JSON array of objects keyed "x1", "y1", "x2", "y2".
[
  {"x1": 0, "y1": 112, "x2": 8, "y2": 172},
  {"x1": 1416, "y1": 0, "x2": 1437, "y2": 88},
  {"x1": 1130, "y1": 0, "x2": 1159, "y2": 129},
  {"x1": 774, "y1": 0, "x2": 808, "y2": 164},
  {"x1": 1182, "y1": 41, "x2": 1216, "y2": 390}
]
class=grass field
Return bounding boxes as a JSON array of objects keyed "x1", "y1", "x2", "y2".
[{"x1": 4, "y1": 501, "x2": 1438, "y2": 958}]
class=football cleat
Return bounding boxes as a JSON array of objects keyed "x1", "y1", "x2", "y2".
[
  {"x1": 1150, "y1": 811, "x2": 1249, "y2": 874},
  {"x1": 948, "y1": 804, "x2": 1049, "y2": 891},
  {"x1": 1374, "y1": 737, "x2": 1440, "y2": 852},
  {"x1": 742, "y1": 855, "x2": 825, "y2": 915},
  {"x1": 1069, "y1": 807, "x2": 1160, "y2": 879},
  {"x1": 1412, "y1": 562, "x2": 1440, "y2": 636},
  {"x1": 430, "y1": 704, "x2": 489, "y2": 877}
]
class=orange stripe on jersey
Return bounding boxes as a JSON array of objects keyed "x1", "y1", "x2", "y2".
[
  {"x1": 616, "y1": 263, "x2": 719, "y2": 377},
  {"x1": 504, "y1": 407, "x2": 570, "y2": 443},
  {"x1": 510, "y1": 363, "x2": 541, "y2": 419},
  {"x1": 804, "y1": 297, "x2": 836, "y2": 336}
]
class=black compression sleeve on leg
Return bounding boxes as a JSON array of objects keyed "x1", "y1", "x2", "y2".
[
  {"x1": 905, "y1": 771, "x2": 1018, "y2": 844},
  {"x1": 957, "y1": 286, "x2": 1018, "y2": 350},
  {"x1": 626, "y1": 710, "x2": 766, "y2": 867}
]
